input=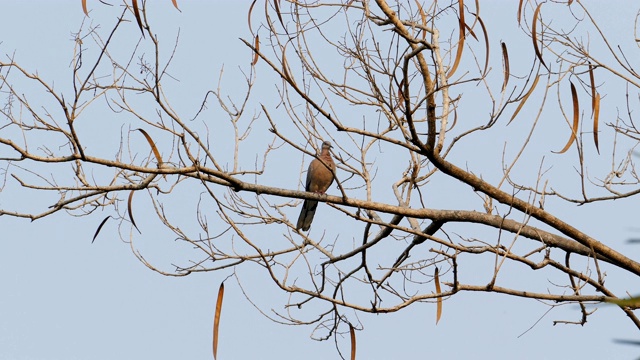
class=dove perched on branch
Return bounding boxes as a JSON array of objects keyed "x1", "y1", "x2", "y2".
[{"x1": 296, "y1": 141, "x2": 335, "y2": 231}]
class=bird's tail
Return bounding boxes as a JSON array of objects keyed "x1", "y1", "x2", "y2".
[{"x1": 296, "y1": 199, "x2": 318, "y2": 231}]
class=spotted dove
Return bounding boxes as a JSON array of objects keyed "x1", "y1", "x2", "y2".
[{"x1": 296, "y1": 141, "x2": 335, "y2": 231}]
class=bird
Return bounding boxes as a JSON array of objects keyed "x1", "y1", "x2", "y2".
[{"x1": 296, "y1": 141, "x2": 336, "y2": 231}]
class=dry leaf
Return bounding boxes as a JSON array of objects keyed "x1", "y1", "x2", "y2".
[
  {"x1": 273, "y1": 0, "x2": 284, "y2": 28},
  {"x1": 593, "y1": 92, "x2": 600, "y2": 154},
  {"x1": 588, "y1": 64, "x2": 596, "y2": 116},
  {"x1": 501, "y1": 42, "x2": 510, "y2": 92},
  {"x1": 132, "y1": 0, "x2": 145, "y2": 37},
  {"x1": 252, "y1": 35, "x2": 260, "y2": 66},
  {"x1": 137, "y1": 128, "x2": 163, "y2": 166},
  {"x1": 468, "y1": 0, "x2": 480, "y2": 32},
  {"x1": 475, "y1": 15, "x2": 489, "y2": 77},
  {"x1": 463, "y1": 22, "x2": 478, "y2": 41},
  {"x1": 532, "y1": 3, "x2": 548, "y2": 70},
  {"x1": 127, "y1": 190, "x2": 140, "y2": 232},
  {"x1": 435, "y1": 267, "x2": 442, "y2": 324},
  {"x1": 82, "y1": 0, "x2": 89, "y2": 16},
  {"x1": 447, "y1": 0, "x2": 466, "y2": 78},
  {"x1": 213, "y1": 282, "x2": 225, "y2": 360},
  {"x1": 554, "y1": 82, "x2": 580, "y2": 154},
  {"x1": 517, "y1": 0, "x2": 523, "y2": 25},
  {"x1": 350, "y1": 323, "x2": 356, "y2": 360},
  {"x1": 282, "y1": 43, "x2": 293, "y2": 82},
  {"x1": 248, "y1": 0, "x2": 258, "y2": 35},
  {"x1": 171, "y1": 0, "x2": 180, "y2": 10},
  {"x1": 508, "y1": 74, "x2": 540, "y2": 124},
  {"x1": 589, "y1": 64, "x2": 600, "y2": 154},
  {"x1": 92, "y1": 216, "x2": 111, "y2": 243},
  {"x1": 449, "y1": 105, "x2": 459, "y2": 131}
]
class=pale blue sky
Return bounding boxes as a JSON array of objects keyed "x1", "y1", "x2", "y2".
[{"x1": 1, "y1": 1, "x2": 639, "y2": 359}]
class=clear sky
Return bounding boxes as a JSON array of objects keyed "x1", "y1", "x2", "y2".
[{"x1": 1, "y1": 1, "x2": 639, "y2": 359}]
